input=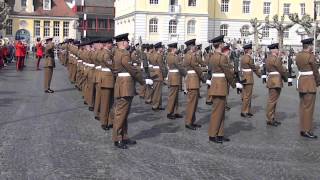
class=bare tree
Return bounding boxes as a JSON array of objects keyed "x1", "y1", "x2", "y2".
[
  {"x1": 0, "y1": 0, "x2": 10, "y2": 30},
  {"x1": 289, "y1": 13, "x2": 320, "y2": 38},
  {"x1": 240, "y1": 18, "x2": 263, "y2": 51},
  {"x1": 265, "y1": 14, "x2": 296, "y2": 52}
]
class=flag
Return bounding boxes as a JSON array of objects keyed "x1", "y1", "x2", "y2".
[{"x1": 66, "y1": 0, "x2": 77, "y2": 13}]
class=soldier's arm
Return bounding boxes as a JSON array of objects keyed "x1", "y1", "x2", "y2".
[
  {"x1": 221, "y1": 56, "x2": 236, "y2": 88},
  {"x1": 309, "y1": 54, "x2": 320, "y2": 85},
  {"x1": 275, "y1": 57, "x2": 288, "y2": 81},
  {"x1": 190, "y1": 55, "x2": 204, "y2": 79},
  {"x1": 122, "y1": 53, "x2": 145, "y2": 85},
  {"x1": 173, "y1": 56, "x2": 187, "y2": 76},
  {"x1": 249, "y1": 57, "x2": 261, "y2": 77},
  {"x1": 102, "y1": 52, "x2": 113, "y2": 70}
]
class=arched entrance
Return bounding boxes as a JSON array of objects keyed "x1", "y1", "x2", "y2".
[{"x1": 15, "y1": 29, "x2": 31, "y2": 43}]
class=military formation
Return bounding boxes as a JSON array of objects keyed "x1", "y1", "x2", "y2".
[{"x1": 43, "y1": 33, "x2": 320, "y2": 150}]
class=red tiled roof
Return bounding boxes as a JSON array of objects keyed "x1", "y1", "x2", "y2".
[{"x1": 12, "y1": 0, "x2": 78, "y2": 18}]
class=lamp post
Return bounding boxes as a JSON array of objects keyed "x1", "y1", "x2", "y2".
[{"x1": 314, "y1": 0, "x2": 318, "y2": 54}]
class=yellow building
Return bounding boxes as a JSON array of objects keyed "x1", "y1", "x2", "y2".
[
  {"x1": 115, "y1": 0, "x2": 320, "y2": 47},
  {"x1": 5, "y1": 0, "x2": 78, "y2": 45}
]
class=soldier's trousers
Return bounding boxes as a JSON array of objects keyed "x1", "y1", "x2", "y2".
[
  {"x1": 94, "y1": 83, "x2": 101, "y2": 117},
  {"x1": 206, "y1": 86, "x2": 213, "y2": 103},
  {"x1": 241, "y1": 84, "x2": 253, "y2": 113},
  {"x1": 266, "y1": 88, "x2": 281, "y2": 122},
  {"x1": 299, "y1": 93, "x2": 316, "y2": 132},
  {"x1": 152, "y1": 81, "x2": 163, "y2": 108},
  {"x1": 138, "y1": 84, "x2": 146, "y2": 98},
  {"x1": 185, "y1": 89, "x2": 199, "y2": 125},
  {"x1": 100, "y1": 88, "x2": 114, "y2": 126},
  {"x1": 208, "y1": 96, "x2": 226, "y2": 137},
  {"x1": 167, "y1": 86, "x2": 179, "y2": 114},
  {"x1": 144, "y1": 85, "x2": 153, "y2": 103},
  {"x1": 112, "y1": 96, "x2": 132, "y2": 142},
  {"x1": 44, "y1": 67, "x2": 53, "y2": 90},
  {"x1": 85, "y1": 81, "x2": 95, "y2": 108},
  {"x1": 71, "y1": 64, "x2": 77, "y2": 83}
]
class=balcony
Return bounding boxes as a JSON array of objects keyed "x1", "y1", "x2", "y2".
[{"x1": 169, "y1": 5, "x2": 180, "y2": 14}]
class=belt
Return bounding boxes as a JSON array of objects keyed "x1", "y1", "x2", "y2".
[
  {"x1": 153, "y1": 66, "x2": 160, "y2": 69},
  {"x1": 87, "y1": 64, "x2": 95, "y2": 68},
  {"x1": 297, "y1": 71, "x2": 313, "y2": 88},
  {"x1": 77, "y1": 60, "x2": 83, "y2": 63},
  {"x1": 212, "y1": 73, "x2": 225, "y2": 77},
  {"x1": 148, "y1": 65, "x2": 153, "y2": 68},
  {"x1": 133, "y1": 63, "x2": 138, "y2": 66},
  {"x1": 101, "y1": 68, "x2": 111, "y2": 72},
  {"x1": 118, "y1": 72, "x2": 131, "y2": 77},
  {"x1": 169, "y1": 69, "x2": 179, "y2": 73},
  {"x1": 95, "y1": 66, "x2": 102, "y2": 70},
  {"x1": 268, "y1": 72, "x2": 280, "y2": 75},
  {"x1": 242, "y1": 69, "x2": 252, "y2": 72},
  {"x1": 187, "y1": 70, "x2": 196, "y2": 74}
]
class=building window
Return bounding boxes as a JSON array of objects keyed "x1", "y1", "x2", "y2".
[
  {"x1": 220, "y1": 24, "x2": 228, "y2": 36},
  {"x1": 221, "y1": 0, "x2": 229, "y2": 12},
  {"x1": 284, "y1": 29, "x2": 289, "y2": 39},
  {"x1": 300, "y1": 3, "x2": 305, "y2": 16},
  {"x1": 187, "y1": 20, "x2": 196, "y2": 34},
  {"x1": 53, "y1": 21, "x2": 60, "y2": 37},
  {"x1": 5, "y1": 19, "x2": 12, "y2": 35},
  {"x1": 169, "y1": 20, "x2": 177, "y2": 34},
  {"x1": 34, "y1": 20, "x2": 41, "y2": 37},
  {"x1": 21, "y1": 0, "x2": 26, "y2": 7},
  {"x1": 44, "y1": 21, "x2": 50, "y2": 37},
  {"x1": 149, "y1": 18, "x2": 158, "y2": 33},
  {"x1": 43, "y1": 0, "x2": 51, "y2": 10},
  {"x1": 241, "y1": 25, "x2": 249, "y2": 37},
  {"x1": 262, "y1": 26, "x2": 269, "y2": 38},
  {"x1": 317, "y1": 4, "x2": 320, "y2": 16},
  {"x1": 243, "y1": 0, "x2": 250, "y2": 14},
  {"x1": 264, "y1": 2, "x2": 270, "y2": 15},
  {"x1": 188, "y1": 0, "x2": 196, "y2": 6},
  {"x1": 63, "y1": 22, "x2": 69, "y2": 37},
  {"x1": 150, "y1": 0, "x2": 158, "y2": 4},
  {"x1": 283, "y1": 3, "x2": 290, "y2": 15}
]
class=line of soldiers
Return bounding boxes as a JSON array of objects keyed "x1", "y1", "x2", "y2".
[{"x1": 54, "y1": 33, "x2": 319, "y2": 149}]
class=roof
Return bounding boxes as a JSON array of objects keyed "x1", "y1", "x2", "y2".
[{"x1": 12, "y1": 0, "x2": 78, "y2": 18}]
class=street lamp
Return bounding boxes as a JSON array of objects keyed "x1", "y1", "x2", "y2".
[{"x1": 314, "y1": 0, "x2": 319, "y2": 54}]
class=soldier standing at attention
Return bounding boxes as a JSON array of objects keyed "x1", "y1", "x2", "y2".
[
  {"x1": 265, "y1": 43, "x2": 288, "y2": 127},
  {"x1": 93, "y1": 40, "x2": 104, "y2": 120},
  {"x1": 112, "y1": 33, "x2": 150, "y2": 149},
  {"x1": 208, "y1": 35, "x2": 236, "y2": 143},
  {"x1": 43, "y1": 38, "x2": 55, "y2": 93},
  {"x1": 151, "y1": 42, "x2": 165, "y2": 111},
  {"x1": 99, "y1": 38, "x2": 115, "y2": 131},
  {"x1": 144, "y1": 44, "x2": 154, "y2": 104},
  {"x1": 166, "y1": 42, "x2": 185, "y2": 120},
  {"x1": 240, "y1": 44, "x2": 261, "y2": 118},
  {"x1": 295, "y1": 38, "x2": 320, "y2": 139},
  {"x1": 183, "y1": 39, "x2": 206, "y2": 130}
]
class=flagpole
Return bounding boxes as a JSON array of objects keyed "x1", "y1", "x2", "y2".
[{"x1": 314, "y1": 0, "x2": 317, "y2": 55}]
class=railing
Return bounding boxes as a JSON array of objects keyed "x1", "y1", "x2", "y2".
[{"x1": 169, "y1": 5, "x2": 180, "y2": 14}]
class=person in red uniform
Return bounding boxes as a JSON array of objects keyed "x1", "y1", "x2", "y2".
[
  {"x1": 15, "y1": 39, "x2": 24, "y2": 71},
  {"x1": 35, "y1": 38, "x2": 43, "y2": 70},
  {"x1": 21, "y1": 41, "x2": 27, "y2": 69}
]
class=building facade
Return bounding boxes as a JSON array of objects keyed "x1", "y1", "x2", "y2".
[
  {"x1": 115, "y1": 0, "x2": 320, "y2": 48},
  {"x1": 115, "y1": 0, "x2": 209, "y2": 47},
  {"x1": 5, "y1": 0, "x2": 78, "y2": 45},
  {"x1": 76, "y1": 0, "x2": 115, "y2": 41}
]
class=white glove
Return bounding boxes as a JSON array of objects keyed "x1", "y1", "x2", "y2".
[
  {"x1": 259, "y1": 64, "x2": 264, "y2": 68},
  {"x1": 165, "y1": 77, "x2": 169, "y2": 81},
  {"x1": 206, "y1": 80, "x2": 211, "y2": 86},
  {"x1": 261, "y1": 75, "x2": 267, "y2": 79},
  {"x1": 236, "y1": 83, "x2": 243, "y2": 89},
  {"x1": 146, "y1": 79, "x2": 153, "y2": 85},
  {"x1": 288, "y1": 78, "x2": 293, "y2": 82}
]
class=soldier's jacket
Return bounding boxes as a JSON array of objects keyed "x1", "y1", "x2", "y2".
[
  {"x1": 295, "y1": 51, "x2": 320, "y2": 93},
  {"x1": 208, "y1": 52, "x2": 235, "y2": 96},
  {"x1": 196, "y1": 52, "x2": 206, "y2": 67},
  {"x1": 131, "y1": 50, "x2": 140, "y2": 67},
  {"x1": 113, "y1": 48, "x2": 144, "y2": 97},
  {"x1": 266, "y1": 54, "x2": 288, "y2": 88},
  {"x1": 167, "y1": 52, "x2": 186, "y2": 86},
  {"x1": 240, "y1": 54, "x2": 261, "y2": 84},
  {"x1": 44, "y1": 42, "x2": 55, "y2": 68},
  {"x1": 183, "y1": 51, "x2": 204, "y2": 89},
  {"x1": 99, "y1": 48, "x2": 114, "y2": 88}
]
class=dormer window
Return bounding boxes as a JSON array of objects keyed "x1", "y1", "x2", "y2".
[{"x1": 43, "y1": 0, "x2": 51, "y2": 10}]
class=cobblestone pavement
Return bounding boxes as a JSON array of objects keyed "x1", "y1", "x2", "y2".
[{"x1": 0, "y1": 58, "x2": 319, "y2": 180}]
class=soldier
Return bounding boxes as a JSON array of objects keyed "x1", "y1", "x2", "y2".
[
  {"x1": 144, "y1": 44, "x2": 154, "y2": 104},
  {"x1": 295, "y1": 38, "x2": 320, "y2": 139},
  {"x1": 150, "y1": 42, "x2": 165, "y2": 111},
  {"x1": 166, "y1": 42, "x2": 185, "y2": 119},
  {"x1": 35, "y1": 38, "x2": 43, "y2": 70},
  {"x1": 138, "y1": 44, "x2": 149, "y2": 98},
  {"x1": 207, "y1": 35, "x2": 236, "y2": 143},
  {"x1": 112, "y1": 33, "x2": 151, "y2": 149},
  {"x1": 93, "y1": 40, "x2": 104, "y2": 120},
  {"x1": 265, "y1": 43, "x2": 288, "y2": 127},
  {"x1": 43, "y1": 38, "x2": 55, "y2": 93},
  {"x1": 240, "y1": 44, "x2": 261, "y2": 118},
  {"x1": 99, "y1": 38, "x2": 115, "y2": 130},
  {"x1": 204, "y1": 45, "x2": 213, "y2": 105},
  {"x1": 183, "y1": 39, "x2": 206, "y2": 130}
]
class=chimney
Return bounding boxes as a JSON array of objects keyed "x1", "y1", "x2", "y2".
[{"x1": 26, "y1": 0, "x2": 34, "y2": 12}]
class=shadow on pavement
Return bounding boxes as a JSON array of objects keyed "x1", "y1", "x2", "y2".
[
  {"x1": 131, "y1": 122, "x2": 180, "y2": 140},
  {"x1": 225, "y1": 121, "x2": 255, "y2": 137}
]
